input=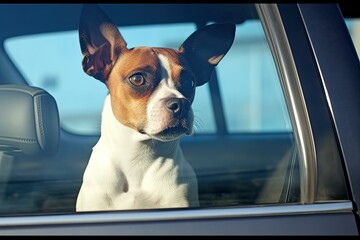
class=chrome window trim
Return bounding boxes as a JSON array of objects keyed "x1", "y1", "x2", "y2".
[
  {"x1": 256, "y1": 4, "x2": 317, "y2": 204},
  {"x1": 0, "y1": 202, "x2": 352, "y2": 227}
]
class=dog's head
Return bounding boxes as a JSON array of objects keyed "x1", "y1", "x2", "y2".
[{"x1": 79, "y1": 4, "x2": 235, "y2": 141}]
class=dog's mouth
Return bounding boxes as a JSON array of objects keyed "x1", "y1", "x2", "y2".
[
  {"x1": 139, "y1": 119, "x2": 193, "y2": 142},
  {"x1": 159, "y1": 125, "x2": 188, "y2": 137}
]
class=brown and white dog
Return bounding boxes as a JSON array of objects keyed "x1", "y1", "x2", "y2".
[{"x1": 76, "y1": 4, "x2": 235, "y2": 211}]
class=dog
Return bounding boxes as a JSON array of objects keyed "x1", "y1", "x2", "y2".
[{"x1": 76, "y1": 4, "x2": 235, "y2": 211}]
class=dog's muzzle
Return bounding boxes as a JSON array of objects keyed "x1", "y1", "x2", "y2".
[{"x1": 141, "y1": 97, "x2": 194, "y2": 141}]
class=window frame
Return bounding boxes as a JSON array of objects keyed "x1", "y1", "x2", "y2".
[
  {"x1": 296, "y1": 3, "x2": 360, "y2": 208},
  {"x1": 257, "y1": 4, "x2": 317, "y2": 204}
]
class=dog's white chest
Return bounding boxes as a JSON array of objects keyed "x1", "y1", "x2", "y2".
[
  {"x1": 77, "y1": 142, "x2": 194, "y2": 211},
  {"x1": 76, "y1": 96, "x2": 198, "y2": 211}
]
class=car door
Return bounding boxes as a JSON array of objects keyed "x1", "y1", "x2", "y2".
[{"x1": 0, "y1": 3, "x2": 358, "y2": 235}]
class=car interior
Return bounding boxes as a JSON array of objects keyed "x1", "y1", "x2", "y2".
[{"x1": 7, "y1": 3, "x2": 357, "y2": 215}]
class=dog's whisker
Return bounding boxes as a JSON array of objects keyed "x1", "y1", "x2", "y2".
[{"x1": 193, "y1": 115, "x2": 205, "y2": 134}]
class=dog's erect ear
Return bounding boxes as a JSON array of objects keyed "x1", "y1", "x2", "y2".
[
  {"x1": 79, "y1": 4, "x2": 127, "y2": 82},
  {"x1": 179, "y1": 23, "x2": 235, "y2": 86}
]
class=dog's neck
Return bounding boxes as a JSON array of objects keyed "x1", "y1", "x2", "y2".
[{"x1": 99, "y1": 94, "x2": 183, "y2": 168}]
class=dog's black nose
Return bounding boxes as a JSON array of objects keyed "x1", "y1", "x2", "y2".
[{"x1": 165, "y1": 98, "x2": 190, "y2": 118}]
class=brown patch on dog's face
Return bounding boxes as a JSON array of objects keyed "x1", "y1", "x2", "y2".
[{"x1": 106, "y1": 47, "x2": 159, "y2": 131}]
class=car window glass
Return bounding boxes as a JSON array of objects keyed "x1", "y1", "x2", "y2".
[
  {"x1": 0, "y1": 5, "x2": 300, "y2": 215},
  {"x1": 217, "y1": 21, "x2": 291, "y2": 133},
  {"x1": 0, "y1": 4, "x2": 328, "y2": 216}
]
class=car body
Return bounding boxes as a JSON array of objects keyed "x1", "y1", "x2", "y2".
[{"x1": 0, "y1": 3, "x2": 359, "y2": 235}]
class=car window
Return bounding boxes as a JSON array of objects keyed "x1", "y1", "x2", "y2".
[
  {"x1": 217, "y1": 21, "x2": 291, "y2": 133},
  {"x1": 0, "y1": 4, "x2": 349, "y2": 217},
  {"x1": 4, "y1": 22, "x2": 290, "y2": 135}
]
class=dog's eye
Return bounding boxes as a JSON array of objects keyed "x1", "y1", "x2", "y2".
[{"x1": 129, "y1": 74, "x2": 145, "y2": 86}]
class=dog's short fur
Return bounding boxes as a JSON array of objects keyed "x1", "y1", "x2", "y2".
[{"x1": 76, "y1": 4, "x2": 235, "y2": 211}]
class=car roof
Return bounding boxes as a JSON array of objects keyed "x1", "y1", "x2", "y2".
[{"x1": 0, "y1": 4, "x2": 257, "y2": 39}]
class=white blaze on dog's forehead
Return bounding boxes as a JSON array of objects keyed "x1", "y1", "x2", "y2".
[
  {"x1": 157, "y1": 54, "x2": 176, "y2": 89},
  {"x1": 156, "y1": 53, "x2": 185, "y2": 99}
]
